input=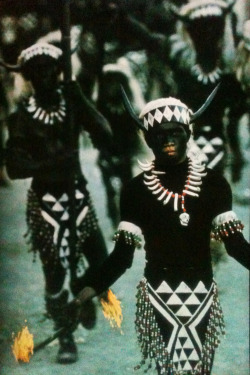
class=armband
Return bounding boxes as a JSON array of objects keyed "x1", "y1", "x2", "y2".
[
  {"x1": 211, "y1": 211, "x2": 244, "y2": 241},
  {"x1": 113, "y1": 221, "x2": 142, "y2": 249}
]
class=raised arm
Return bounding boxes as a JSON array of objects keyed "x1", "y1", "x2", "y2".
[{"x1": 64, "y1": 80, "x2": 113, "y2": 151}]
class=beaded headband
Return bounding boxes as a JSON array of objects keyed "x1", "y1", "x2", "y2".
[
  {"x1": 170, "y1": 0, "x2": 235, "y2": 23},
  {"x1": 18, "y1": 43, "x2": 62, "y2": 66},
  {"x1": 179, "y1": 0, "x2": 230, "y2": 18},
  {"x1": 139, "y1": 97, "x2": 192, "y2": 130}
]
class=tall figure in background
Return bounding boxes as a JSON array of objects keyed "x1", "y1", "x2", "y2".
[
  {"x1": 3, "y1": 43, "x2": 112, "y2": 364},
  {"x1": 75, "y1": 87, "x2": 249, "y2": 375}
]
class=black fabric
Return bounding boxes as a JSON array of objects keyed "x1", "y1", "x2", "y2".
[
  {"x1": 120, "y1": 163, "x2": 232, "y2": 269},
  {"x1": 86, "y1": 232, "x2": 135, "y2": 295},
  {"x1": 223, "y1": 232, "x2": 250, "y2": 270},
  {"x1": 5, "y1": 82, "x2": 111, "y2": 183},
  {"x1": 87, "y1": 160, "x2": 239, "y2": 294}
]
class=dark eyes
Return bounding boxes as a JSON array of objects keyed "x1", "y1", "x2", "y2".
[{"x1": 156, "y1": 129, "x2": 183, "y2": 140}]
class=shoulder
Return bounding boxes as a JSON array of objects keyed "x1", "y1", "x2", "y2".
[
  {"x1": 120, "y1": 172, "x2": 145, "y2": 204},
  {"x1": 203, "y1": 167, "x2": 232, "y2": 210},
  {"x1": 204, "y1": 167, "x2": 231, "y2": 190},
  {"x1": 122, "y1": 172, "x2": 144, "y2": 192}
]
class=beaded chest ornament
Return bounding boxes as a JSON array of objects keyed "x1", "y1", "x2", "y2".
[{"x1": 139, "y1": 158, "x2": 207, "y2": 226}]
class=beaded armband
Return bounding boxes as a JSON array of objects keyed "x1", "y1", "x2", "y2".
[
  {"x1": 112, "y1": 221, "x2": 142, "y2": 249},
  {"x1": 211, "y1": 211, "x2": 244, "y2": 241}
]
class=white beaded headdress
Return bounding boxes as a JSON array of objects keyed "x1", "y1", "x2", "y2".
[
  {"x1": 18, "y1": 43, "x2": 62, "y2": 66},
  {"x1": 179, "y1": 0, "x2": 229, "y2": 19},
  {"x1": 139, "y1": 97, "x2": 193, "y2": 130}
]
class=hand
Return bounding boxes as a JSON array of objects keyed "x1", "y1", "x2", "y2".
[{"x1": 74, "y1": 287, "x2": 97, "y2": 307}]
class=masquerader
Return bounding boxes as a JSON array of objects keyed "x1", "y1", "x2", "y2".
[
  {"x1": 3, "y1": 43, "x2": 112, "y2": 364},
  {"x1": 75, "y1": 85, "x2": 249, "y2": 375}
]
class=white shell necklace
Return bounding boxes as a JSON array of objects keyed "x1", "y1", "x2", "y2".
[
  {"x1": 191, "y1": 64, "x2": 222, "y2": 85},
  {"x1": 138, "y1": 158, "x2": 207, "y2": 226},
  {"x1": 25, "y1": 88, "x2": 66, "y2": 125}
]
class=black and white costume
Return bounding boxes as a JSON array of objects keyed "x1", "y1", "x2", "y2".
[
  {"x1": 4, "y1": 42, "x2": 112, "y2": 363},
  {"x1": 86, "y1": 158, "x2": 249, "y2": 374},
  {"x1": 6, "y1": 81, "x2": 108, "y2": 296},
  {"x1": 82, "y1": 91, "x2": 249, "y2": 375}
]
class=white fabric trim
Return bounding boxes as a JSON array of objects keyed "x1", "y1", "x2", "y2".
[
  {"x1": 212, "y1": 210, "x2": 238, "y2": 226},
  {"x1": 117, "y1": 221, "x2": 142, "y2": 236}
]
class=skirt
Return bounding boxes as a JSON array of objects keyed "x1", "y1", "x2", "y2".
[
  {"x1": 26, "y1": 177, "x2": 98, "y2": 271},
  {"x1": 135, "y1": 277, "x2": 225, "y2": 375}
]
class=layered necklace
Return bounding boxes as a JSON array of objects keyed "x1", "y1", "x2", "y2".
[
  {"x1": 138, "y1": 158, "x2": 207, "y2": 226},
  {"x1": 25, "y1": 88, "x2": 66, "y2": 125}
]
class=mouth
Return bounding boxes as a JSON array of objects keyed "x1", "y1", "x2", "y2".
[{"x1": 162, "y1": 145, "x2": 176, "y2": 156}]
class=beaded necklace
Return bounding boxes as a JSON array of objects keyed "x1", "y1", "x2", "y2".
[
  {"x1": 138, "y1": 158, "x2": 207, "y2": 226},
  {"x1": 25, "y1": 88, "x2": 66, "y2": 125}
]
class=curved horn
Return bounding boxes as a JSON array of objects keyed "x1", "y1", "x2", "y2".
[
  {"x1": 169, "y1": 4, "x2": 190, "y2": 22},
  {"x1": 224, "y1": 0, "x2": 236, "y2": 13},
  {"x1": 0, "y1": 60, "x2": 21, "y2": 72},
  {"x1": 120, "y1": 85, "x2": 145, "y2": 131},
  {"x1": 191, "y1": 83, "x2": 221, "y2": 122}
]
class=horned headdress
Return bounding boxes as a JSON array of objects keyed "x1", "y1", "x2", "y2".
[
  {"x1": 121, "y1": 84, "x2": 220, "y2": 131},
  {"x1": 0, "y1": 43, "x2": 63, "y2": 74}
]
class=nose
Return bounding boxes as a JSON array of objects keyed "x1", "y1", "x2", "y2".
[{"x1": 164, "y1": 134, "x2": 175, "y2": 145}]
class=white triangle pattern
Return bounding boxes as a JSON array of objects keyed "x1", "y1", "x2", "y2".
[
  {"x1": 190, "y1": 134, "x2": 224, "y2": 169},
  {"x1": 185, "y1": 294, "x2": 201, "y2": 305},
  {"x1": 75, "y1": 189, "x2": 84, "y2": 199},
  {"x1": 156, "y1": 281, "x2": 209, "y2": 371},
  {"x1": 175, "y1": 281, "x2": 193, "y2": 294},
  {"x1": 196, "y1": 136, "x2": 208, "y2": 146},
  {"x1": 167, "y1": 294, "x2": 183, "y2": 305},
  {"x1": 156, "y1": 281, "x2": 173, "y2": 293},
  {"x1": 194, "y1": 281, "x2": 208, "y2": 293},
  {"x1": 183, "y1": 361, "x2": 192, "y2": 371},
  {"x1": 175, "y1": 339, "x2": 182, "y2": 349},
  {"x1": 42, "y1": 193, "x2": 57, "y2": 202},
  {"x1": 202, "y1": 143, "x2": 215, "y2": 154},
  {"x1": 179, "y1": 326, "x2": 189, "y2": 338},
  {"x1": 183, "y1": 337, "x2": 194, "y2": 349},
  {"x1": 176, "y1": 305, "x2": 192, "y2": 317},
  {"x1": 189, "y1": 349, "x2": 200, "y2": 361},
  {"x1": 52, "y1": 202, "x2": 64, "y2": 212}
]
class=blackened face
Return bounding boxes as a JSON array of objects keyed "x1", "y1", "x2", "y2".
[
  {"x1": 145, "y1": 122, "x2": 190, "y2": 166},
  {"x1": 24, "y1": 57, "x2": 60, "y2": 93}
]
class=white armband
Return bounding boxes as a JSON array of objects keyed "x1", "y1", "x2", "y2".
[
  {"x1": 211, "y1": 211, "x2": 244, "y2": 241},
  {"x1": 113, "y1": 221, "x2": 142, "y2": 248}
]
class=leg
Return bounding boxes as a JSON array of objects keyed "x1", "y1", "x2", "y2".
[
  {"x1": 27, "y1": 188, "x2": 78, "y2": 364},
  {"x1": 41, "y1": 258, "x2": 78, "y2": 363},
  {"x1": 70, "y1": 227, "x2": 108, "y2": 329}
]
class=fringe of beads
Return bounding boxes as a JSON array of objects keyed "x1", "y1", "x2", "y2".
[
  {"x1": 211, "y1": 219, "x2": 244, "y2": 241},
  {"x1": 26, "y1": 188, "x2": 56, "y2": 264},
  {"x1": 25, "y1": 188, "x2": 98, "y2": 265},
  {"x1": 134, "y1": 279, "x2": 225, "y2": 375},
  {"x1": 112, "y1": 230, "x2": 142, "y2": 249},
  {"x1": 134, "y1": 278, "x2": 173, "y2": 375},
  {"x1": 199, "y1": 282, "x2": 226, "y2": 374}
]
